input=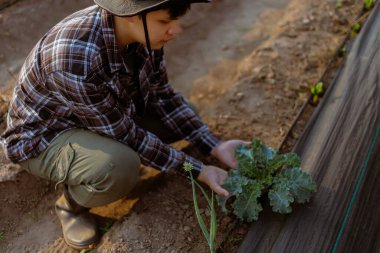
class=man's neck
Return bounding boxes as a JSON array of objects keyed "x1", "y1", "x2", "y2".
[{"x1": 113, "y1": 16, "x2": 136, "y2": 48}]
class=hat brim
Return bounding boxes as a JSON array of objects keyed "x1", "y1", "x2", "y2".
[{"x1": 94, "y1": 0, "x2": 210, "y2": 17}]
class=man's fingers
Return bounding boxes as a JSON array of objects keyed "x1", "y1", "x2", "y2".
[
  {"x1": 212, "y1": 183, "x2": 229, "y2": 197},
  {"x1": 219, "y1": 188, "x2": 230, "y2": 198}
]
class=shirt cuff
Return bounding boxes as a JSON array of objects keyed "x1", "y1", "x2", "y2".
[
  {"x1": 190, "y1": 127, "x2": 221, "y2": 155},
  {"x1": 202, "y1": 133, "x2": 220, "y2": 154},
  {"x1": 177, "y1": 155, "x2": 203, "y2": 179}
]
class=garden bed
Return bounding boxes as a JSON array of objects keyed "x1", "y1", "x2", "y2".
[{"x1": 0, "y1": 0, "x2": 362, "y2": 252}]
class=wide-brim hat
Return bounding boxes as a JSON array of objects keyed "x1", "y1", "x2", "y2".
[{"x1": 94, "y1": 0, "x2": 210, "y2": 17}]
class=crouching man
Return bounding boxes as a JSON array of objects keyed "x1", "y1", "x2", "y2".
[{"x1": 1, "y1": 0, "x2": 247, "y2": 250}]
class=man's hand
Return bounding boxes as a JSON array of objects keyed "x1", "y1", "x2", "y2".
[
  {"x1": 211, "y1": 140, "x2": 250, "y2": 169},
  {"x1": 198, "y1": 165, "x2": 229, "y2": 197}
]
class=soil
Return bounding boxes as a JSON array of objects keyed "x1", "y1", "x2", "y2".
[{"x1": 0, "y1": 0, "x2": 361, "y2": 252}]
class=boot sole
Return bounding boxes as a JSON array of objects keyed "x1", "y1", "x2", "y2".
[{"x1": 64, "y1": 238, "x2": 98, "y2": 251}]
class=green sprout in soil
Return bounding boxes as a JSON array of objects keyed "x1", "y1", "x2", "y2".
[
  {"x1": 79, "y1": 245, "x2": 95, "y2": 253},
  {"x1": 216, "y1": 139, "x2": 317, "y2": 222},
  {"x1": 225, "y1": 234, "x2": 244, "y2": 246},
  {"x1": 339, "y1": 45, "x2": 347, "y2": 57},
  {"x1": 184, "y1": 162, "x2": 217, "y2": 253},
  {"x1": 99, "y1": 221, "x2": 113, "y2": 234},
  {"x1": 364, "y1": 0, "x2": 375, "y2": 10},
  {"x1": 310, "y1": 81, "x2": 324, "y2": 104},
  {"x1": 336, "y1": 0, "x2": 343, "y2": 9},
  {"x1": 0, "y1": 232, "x2": 4, "y2": 241},
  {"x1": 351, "y1": 22, "x2": 361, "y2": 37}
]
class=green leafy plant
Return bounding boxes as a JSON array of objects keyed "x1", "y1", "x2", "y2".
[
  {"x1": 79, "y1": 243, "x2": 95, "y2": 252},
  {"x1": 80, "y1": 248, "x2": 92, "y2": 253},
  {"x1": 364, "y1": 0, "x2": 375, "y2": 10},
  {"x1": 0, "y1": 232, "x2": 4, "y2": 241},
  {"x1": 99, "y1": 221, "x2": 113, "y2": 234},
  {"x1": 184, "y1": 162, "x2": 217, "y2": 253},
  {"x1": 216, "y1": 139, "x2": 317, "y2": 222},
  {"x1": 335, "y1": 0, "x2": 343, "y2": 9},
  {"x1": 339, "y1": 45, "x2": 347, "y2": 57},
  {"x1": 310, "y1": 81, "x2": 324, "y2": 104},
  {"x1": 351, "y1": 22, "x2": 361, "y2": 37}
]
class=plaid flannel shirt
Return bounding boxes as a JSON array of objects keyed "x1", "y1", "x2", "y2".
[{"x1": 0, "y1": 5, "x2": 220, "y2": 178}]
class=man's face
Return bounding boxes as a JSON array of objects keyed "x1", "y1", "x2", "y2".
[{"x1": 129, "y1": 9, "x2": 183, "y2": 49}]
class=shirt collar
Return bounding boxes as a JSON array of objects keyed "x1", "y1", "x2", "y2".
[
  {"x1": 100, "y1": 9, "x2": 157, "y2": 76},
  {"x1": 100, "y1": 8, "x2": 122, "y2": 74}
]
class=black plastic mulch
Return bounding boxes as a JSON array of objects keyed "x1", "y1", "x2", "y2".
[{"x1": 238, "y1": 2, "x2": 380, "y2": 253}]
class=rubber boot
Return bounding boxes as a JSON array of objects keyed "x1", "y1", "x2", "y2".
[{"x1": 55, "y1": 188, "x2": 99, "y2": 250}]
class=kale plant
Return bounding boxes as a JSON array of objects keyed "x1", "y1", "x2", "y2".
[{"x1": 216, "y1": 139, "x2": 317, "y2": 222}]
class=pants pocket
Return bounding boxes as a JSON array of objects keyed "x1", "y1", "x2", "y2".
[{"x1": 54, "y1": 143, "x2": 75, "y2": 190}]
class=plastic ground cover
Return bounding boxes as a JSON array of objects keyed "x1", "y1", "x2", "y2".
[{"x1": 238, "y1": 2, "x2": 380, "y2": 252}]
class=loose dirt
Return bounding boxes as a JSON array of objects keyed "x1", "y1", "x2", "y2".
[{"x1": 0, "y1": 0, "x2": 361, "y2": 252}]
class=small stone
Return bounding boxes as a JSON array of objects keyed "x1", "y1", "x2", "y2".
[
  {"x1": 302, "y1": 18, "x2": 310, "y2": 25},
  {"x1": 236, "y1": 226, "x2": 247, "y2": 235},
  {"x1": 222, "y1": 216, "x2": 233, "y2": 224},
  {"x1": 183, "y1": 226, "x2": 191, "y2": 232},
  {"x1": 180, "y1": 203, "x2": 189, "y2": 210},
  {"x1": 253, "y1": 66, "x2": 263, "y2": 75},
  {"x1": 222, "y1": 45, "x2": 230, "y2": 51}
]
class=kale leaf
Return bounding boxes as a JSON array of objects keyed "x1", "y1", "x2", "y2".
[{"x1": 216, "y1": 139, "x2": 317, "y2": 222}]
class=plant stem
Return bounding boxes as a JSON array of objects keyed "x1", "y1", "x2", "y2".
[{"x1": 187, "y1": 168, "x2": 217, "y2": 253}]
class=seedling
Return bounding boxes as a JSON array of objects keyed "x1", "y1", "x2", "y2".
[
  {"x1": 99, "y1": 221, "x2": 113, "y2": 234},
  {"x1": 336, "y1": 0, "x2": 343, "y2": 9},
  {"x1": 217, "y1": 139, "x2": 317, "y2": 222},
  {"x1": 364, "y1": 0, "x2": 375, "y2": 10},
  {"x1": 310, "y1": 81, "x2": 324, "y2": 104},
  {"x1": 351, "y1": 22, "x2": 361, "y2": 37},
  {"x1": 79, "y1": 243, "x2": 95, "y2": 253},
  {"x1": 339, "y1": 45, "x2": 347, "y2": 57},
  {"x1": 0, "y1": 232, "x2": 4, "y2": 241},
  {"x1": 184, "y1": 162, "x2": 217, "y2": 253}
]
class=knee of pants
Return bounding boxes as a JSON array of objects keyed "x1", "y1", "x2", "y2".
[
  {"x1": 96, "y1": 149, "x2": 140, "y2": 193},
  {"x1": 69, "y1": 147, "x2": 141, "y2": 207}
]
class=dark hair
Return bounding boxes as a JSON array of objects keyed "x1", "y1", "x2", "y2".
[{"x1": 146, "y1": 0, "x2": 191, "y2": 19}]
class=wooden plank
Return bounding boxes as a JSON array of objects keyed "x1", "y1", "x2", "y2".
[{"x1": 237, "y1": 2, "x2": 380, "y2": 252}]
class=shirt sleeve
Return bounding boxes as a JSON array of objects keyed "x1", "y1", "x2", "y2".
[
  {"x1": 148, "y1": 53, "x2": 221, "y2": 155},
  {"x1": 48, "y1": 70, "x2": 203, "y2": 178}
]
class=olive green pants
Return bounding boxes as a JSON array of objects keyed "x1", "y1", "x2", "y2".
[{"x1": 19, "y1": 110, "x2": 185, "y2": 208}]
